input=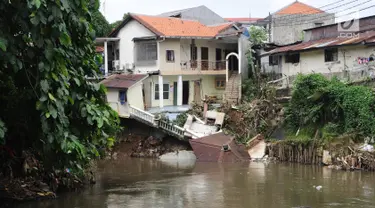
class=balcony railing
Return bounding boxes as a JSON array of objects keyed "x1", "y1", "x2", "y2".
[{"x1": 181, "y1": 60, "x2": 226, "y2": 71}]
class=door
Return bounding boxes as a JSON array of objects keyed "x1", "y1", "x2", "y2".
[
  {"x1": 183, "y1": 81, "x2": 189, "y2": 105},
  {"x1": 215, "y1": 48, "x2": 222, "y2": 70},
  {"x1": 173, "y1": 82, "x2": 178, "y2": 106},
  {"x1": 201, "y1": 47, "x2": 209, "y2": 70},
  {"x1": 194, "y1": 81, "x2": 201, "y2": 103}
]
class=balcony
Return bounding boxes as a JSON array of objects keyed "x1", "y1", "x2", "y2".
[{"x1": 160, "y1": 60, "x2": 227, "y2": 76}]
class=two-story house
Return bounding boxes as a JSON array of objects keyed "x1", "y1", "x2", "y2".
[
  {"x1": 263, "y1": 15, "x2": 375, "y2": 87},
  {"x1": 100, "y1": 13, "x2": 250, "y2": 117}
]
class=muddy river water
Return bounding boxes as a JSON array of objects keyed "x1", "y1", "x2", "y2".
[{"x1": 18, "y1": 158, "x2": 375, "y2": 208}]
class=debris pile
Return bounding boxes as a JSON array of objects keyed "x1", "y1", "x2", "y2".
[{"x1": 221, "y1": 99, "x2": 284, "y2": 141}]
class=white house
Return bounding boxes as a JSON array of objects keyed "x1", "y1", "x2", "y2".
[
  {"x1": 99, "y1": 12, "x2": 250, "y2": 116},
  {"x1": 263, "y1": 15, "x2": 375, "y2": 86}
]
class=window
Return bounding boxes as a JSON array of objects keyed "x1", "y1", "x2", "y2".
[
  {"x1": 285, "y1": 53, "x2": 300, "y2": 64},
  {"x1": 215, "y1": 78, "x2": 226, "y2": 89},
  {"x1": 269, "y1": 55, "x2": 279, "y2": 66},
  {"x1": 135, "y1": 42, "x2": 157, "y2": 62},
  {"x1": 119, "y1": 90, "x2": 127, "y2": 105},
  {"x1": 155, "y1": 84, "x2": 169, "y2": 100},
  {"x1": 324, "y1": 48, "x2": 338, "y2": 62},
  {"x1": 166, "y1": 50, "x2": 175, "y2": 62}
]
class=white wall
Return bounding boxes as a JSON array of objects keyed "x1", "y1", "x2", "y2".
[
  {"x1": 116, "y1": 20, "x2": 158, "y2": 73},
  {"x1": 127, "y1": 82, "x2": 145, "y2": 110},
  {"x1": 144, "y1": 75, "x2": 226, "y2": 108},
  {"x1": 159, "y1": 39, "x2": 237, "y2": 72},
  {"x1": 281, "y1": 45, "x2": 375, "y2": 77}
]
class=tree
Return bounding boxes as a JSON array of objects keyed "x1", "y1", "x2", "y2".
[
  {"x1": 0, "y1": 0, "x2": 119, "y2": 174},
  {"x1": 110, "y1": 13, "x2": 129, "y2": 30},
  {"x1": 91, "y1": 10, "x2": 112, "y2": 37}
]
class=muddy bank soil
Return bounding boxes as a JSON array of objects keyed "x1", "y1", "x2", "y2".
[{"x1": 111, "y1": 134, "x2": 192, "y2": 159}]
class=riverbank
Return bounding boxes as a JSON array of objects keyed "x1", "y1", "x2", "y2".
[{"x1": 266, "y1": 138, "x2": 375, "y2": 171}]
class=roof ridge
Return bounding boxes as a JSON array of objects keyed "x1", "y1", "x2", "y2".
[{"x1": 274, "y1": 1, "x2": 323, "y2": 15}]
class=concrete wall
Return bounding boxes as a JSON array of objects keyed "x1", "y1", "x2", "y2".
[
  {"x1": 281, "y1": 45, "x2": 375, "y2": 77},
  {"x1": 271, "y1": 13, "x2": 335, "y2": 45},
  {"x1": 127, "y1": 82, "x2": 145, "y2": 110},
  {"x1": 106, "y1": 84, "x2": 145, "y2": 117},
  {"x1": 144, "y1": 75, "x2": 226, "y2": 108},
  {"x1": 159, "y1": 39, "x2": 237, "y2": 73},
  {"x1": 115, "y1": 20, "x2": 158, "y2": 73},
  {"x1": 239, "y1": 35, "x2": 250, "y2": 80}
]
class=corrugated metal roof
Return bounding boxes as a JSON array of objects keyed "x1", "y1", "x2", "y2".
[
  {"x1": 101, "y1": 74, "x2": 148, "y2": 89},
  {"x1": 265, "y1": 30, "x2": 375, "y2": 55}
]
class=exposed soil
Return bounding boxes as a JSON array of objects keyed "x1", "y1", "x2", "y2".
[{"x1": 111, "y1": 133, "x2": 192, "y2": 159}]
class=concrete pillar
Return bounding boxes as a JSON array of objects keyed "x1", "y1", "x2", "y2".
[
  {"x1": 104, "y1": 41, "x2": 108, "y2": 76},
  {"x1": 177, "y1": 75, "x2": 183, "y2": 106},
  {"x1": 226, "y1": 60, "x2": 229, "y2": 82},
  {"x1": 158, "y1": 75, "x2": 164, "y2": 108}
]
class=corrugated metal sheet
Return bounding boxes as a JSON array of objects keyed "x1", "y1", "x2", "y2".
[
  {"x1": 189, "y1": 132, "x2": 250, "y2": 162},
  {"x1": 100, "y1": 74, "x2": 147, "y2": 89},
  {"x1": 266, "y1": 30, "x2": 375, "y2": 55}
]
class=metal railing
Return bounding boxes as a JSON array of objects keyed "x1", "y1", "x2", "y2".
[
  {"x1": 129, "y1": 105, "x2": 156, "y2": 126},
  {"x1": 181, "y1": 60, "x2": 226, "y2": 71},
  {"x1": 158, "y1": 120, "x2": 185, "y2": 138}
]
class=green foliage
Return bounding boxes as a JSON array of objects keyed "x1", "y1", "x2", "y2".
[
  {"x1": 91, "y1": 10, "x2": 112, "y2": 37},
  {"x1": 286, "y1": 74, "x2": 375, "y2": 139},
  {"x1": 242, "y1": 79, "x2": 258, "y2": 102},
  {"x1": 0, "y1": 0, "x2": 119, "y2": 173},
  {"x1": 248, "y1": 26, "x2": 268, "y2": 46},
  {"x1": 110, "y1": 13, "x2": 128, "y2": 30},
  {"x1": 173, "y1": 113, "x2": 188, "y2": 127}
]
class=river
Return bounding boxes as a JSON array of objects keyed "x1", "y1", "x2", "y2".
[{"x1": 17, "y1": 158, "x2": 375, "y2": 208}]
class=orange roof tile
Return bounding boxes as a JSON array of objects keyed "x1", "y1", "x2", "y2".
[
  {"x1": 276, "y1": 1, "x2": 323, "y2": 15},
  {"x1": 131, "y1": 14, "x2": 234, "y2": 38}
]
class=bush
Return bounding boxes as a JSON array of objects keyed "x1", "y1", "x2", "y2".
[{"x1": 286, "y1": 74, "x2": 375, "y2": 138}]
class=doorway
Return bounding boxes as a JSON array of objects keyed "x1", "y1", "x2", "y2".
[
  {"x1": 215, "y1": 48, "x2": 222, "y2": 69},
  {"x1": 183, "y1": 81, "x2": 189, "y2": 105},
  {"x1": 225, "y1": 50, "x2": 239, "y2": 72},
  {"x1": 201, "y1": 47, "x2": 209, "y2": 70},
  {"x1": 173, "y1": 82, "x2": 178, "y2": 106}
]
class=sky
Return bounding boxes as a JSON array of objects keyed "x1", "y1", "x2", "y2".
[{"x1": 100, "y1": 0, "x2": 374, "y2": 23}]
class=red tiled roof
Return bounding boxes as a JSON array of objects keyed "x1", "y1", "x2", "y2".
[
  {"x1": 101, "y1": 74, "x2": 148, "y2": 89},
  {"x1": 225, "y1": 18, "x2": 263, "y2": 22},
  {"x1": 96, "y1": 46, "x2": 104, "y2": 53},
  {"x1": 266, "y1": 30, "x2": 375, "y2": 55},
  {"x1": 125, "y1": 14, "x2": 235, "y2": 38},
  {"x1": 276, "y1": 1, "x2": 323, "y2": 15}
]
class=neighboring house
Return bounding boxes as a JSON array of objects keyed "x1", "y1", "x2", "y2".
[
  {"x1": 225, "y1": 18, "x2": 264, "y2": 28},
  {"x1": 100, "y1": 13, "x2": 250, "y2": 116},
  {"x1": 259, "y1": 1, "x2": 335, "y2": 73},
  {"x1": 158, "y1": 5, "x2": 226, "y2": 25},
  {"x1": 263, "y1": 15, "x2": 375, "y2": 86},
  {"x1": 101, "y1": 74, "x2": 148, "y2": 117}
]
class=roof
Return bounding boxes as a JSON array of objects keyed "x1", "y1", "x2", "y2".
[
  {"x1": 158, "y1": 5, "x2": 201, "y2": 17},
  {"x1": 190, "y1": 132, "x2": 234, "y2": 147},
  {"x1": 275, "y1": 1, "x2": 323, "y2": 15},
  {"x1": 265, "y1": 30, "x2": 375, "y2": 55},
  {"x1": 95, "y1": 46, "x2": 104, "y2": 53},
  {"x1": 110, "y1": 14, "x2": 237, "y2": 38},
  {"x1": 225, "y1": 18, "x2": 263, "y2": 22},
  {"x1": 101, "y1": 74, "x2": 148, "y2": 89}
]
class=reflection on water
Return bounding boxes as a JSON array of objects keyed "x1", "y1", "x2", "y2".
[{"x1": 17, "y1": 159, "x2": 375, "y2": 208}]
